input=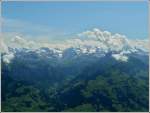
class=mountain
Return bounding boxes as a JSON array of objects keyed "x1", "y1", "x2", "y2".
[{"x1": 1, "y1": 28, "x2": 149, "y2": 112}]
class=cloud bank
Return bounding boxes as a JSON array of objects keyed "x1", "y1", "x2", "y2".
[
  {"x1": 2, "y1": 28, "x2": 148, "y2": 51},
  {"x1": 1, "y1": 28, "x2": 148, "y2": 63}
]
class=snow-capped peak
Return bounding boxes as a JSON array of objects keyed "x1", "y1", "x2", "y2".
[
  {"x1": 112, "y1": 53, "x2": 128, "y2": 62},
  {"x1": 1, "y1": 28, "x2": 148, "y2": 63}
]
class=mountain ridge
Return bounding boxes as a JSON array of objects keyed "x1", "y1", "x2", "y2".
[{"x1": 1, "y1": 28, "x2": 149, "y2": 63}]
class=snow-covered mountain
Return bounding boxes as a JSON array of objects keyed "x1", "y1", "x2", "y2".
[{"x1": 1, "y1": 28, "x2": 149, "y2": 63}]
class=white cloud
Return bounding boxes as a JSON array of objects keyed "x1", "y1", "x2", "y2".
[
  {"x1": 2, "y1": 28, "x2": 148, "y2": 59},
  {"x1": 2, "y1": 53, "x2": 14, "y2": 64},
  {"x1": 77, "y1": 28, "x2": 148, "y2": 52},
  {"x1": 77, "y1": 30, "x2": 97, "y2": 40},
  {"x1": 11, "y1": 36, "x2": 28, "y2": 46},
  {"x1": 10, "y1": 36, "x2": 38, "y2": 49},
  {"x1": 0, "y1": 38, "x2": 9, "y2": 53},
  {"x1": 129, "y1": 39, "x2": 149, "y2": 52}
]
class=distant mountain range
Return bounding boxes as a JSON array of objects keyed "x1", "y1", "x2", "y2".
[
  {"x1": 1, "y1": 28, "x2": 148, "y2": 63},
  {"x1": 1, "y1": 28, "x2": 149, "y2": 112}
]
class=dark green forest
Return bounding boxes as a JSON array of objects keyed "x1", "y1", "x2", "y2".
[{"x1": 1, "y1": 54, "x2": 149, "y2": 112}]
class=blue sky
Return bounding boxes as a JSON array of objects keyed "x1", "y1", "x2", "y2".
[{"x1": 2, "y1": 1, "x2": 148, "y2": 40}]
